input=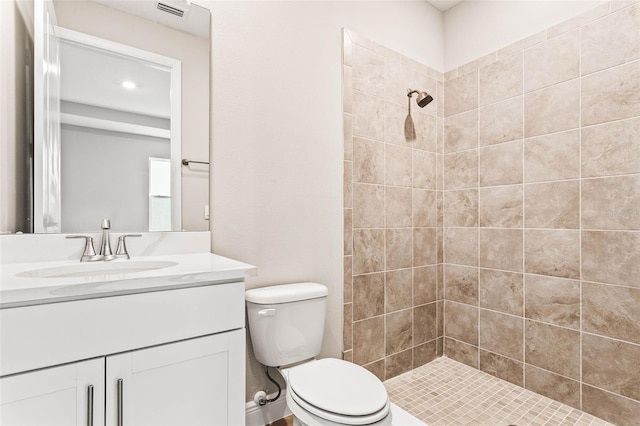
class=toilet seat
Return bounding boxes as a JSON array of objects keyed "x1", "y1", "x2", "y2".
[{"x1": 286, "y1": 358, "x2": 391, "y2": 425}]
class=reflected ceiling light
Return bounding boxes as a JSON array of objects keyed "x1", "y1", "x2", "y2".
[{"x1": 122, "y1": 80, "x2": 137, "y2": 90}]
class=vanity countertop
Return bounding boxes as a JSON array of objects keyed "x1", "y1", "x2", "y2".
[{"x1": 0, "y1": 253, "x2": 256, "y2": 309}]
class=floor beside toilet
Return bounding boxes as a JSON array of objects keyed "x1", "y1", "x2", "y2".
[{"x1": 384, "y1": 357, "x2": 613, "y2": 426}]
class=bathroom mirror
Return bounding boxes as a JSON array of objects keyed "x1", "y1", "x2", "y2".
[{"x1": 2, "y1": 0, "x2": 210, "y2": 234}]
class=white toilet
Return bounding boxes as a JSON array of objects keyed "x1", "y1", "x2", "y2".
[{"x1": 245, "y1": 282, "x2": 426, "y2": 426}]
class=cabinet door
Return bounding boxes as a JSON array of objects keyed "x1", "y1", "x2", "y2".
[
  {"x1": 0, "y1": 358, "x2": 105, "y2": 426},
  {"x1": 106, "y1": 330, "x2": 245, "y2": 426}
]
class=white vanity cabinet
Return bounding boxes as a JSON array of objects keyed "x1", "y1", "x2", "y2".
[
  {"x1": 0, "y1": 358, "x2": 105, "y2": 426},
  {"x1": 105, "y1": 330, "x2": 244, "y2": 426},
  {"x1": 0, "y1": 278, "x2": 247, "y2": 426}
]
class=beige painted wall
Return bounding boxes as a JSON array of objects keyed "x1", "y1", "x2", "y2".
[
  {"x1": 200, "y1": 0, "x2": 444, "y2": 402},
  {"x1": 53, "y1": 0, "x2": 210, "y2": 231}
]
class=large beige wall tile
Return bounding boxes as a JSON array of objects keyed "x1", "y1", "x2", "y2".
[
  {"x1": 384, "y1": 54, "x2": 430, "y2": 108},
  {"x1": 344, "y1": 66, "x2": 352, "y2": 113},
  {"x1": 384, "y1": 102, "x2": 413, "y2": 147},
  {"x1": 444, "y1": 110, "x2": 478, "y2": 153},
  {"x1": 413, "y1": 150, "x2": 437, "y2": 189},
  {"x1": 525, "y1": 79, "x2": 579, "y2": 137},
  {"x1": 344, "y1": 303, "x2": 353, "y2": 351},
  {"x1": 525, "y1": 230, "x2": 580, "y2": 279},
  {"x1": 525, "y1": 365, "x2": 580, "y2": 409},
  {"x1": 479, "y1": 185, "x2": 523, "y2": 228},
  {"x1": 385, "y1": 186, "x2": 412, "y2": 228},
  {"x1": 386, "y1": 229, "x2": 413, "y2": 270},
  {"x1": 480, "y1": 350, "x2": 523, "y2": 387},
  {"x1": 445, "y1": 71, "x2": 478, "y2": 117},
  {"x1": 498, "y1": 31, "x2": 547, "y2": 59},
  {"x1": 413, "y1": 227, "x2": 437, "y2": 266},
  {"x1": 414, "y1": 340, "x2": 437, "y2": 368},
  {"x1": 414, "y1": 265, "x2": 437, "y2": 305},
  {"x1": 479, "y1": 269, "x2": 523, "y2": 316},
  {"x1": 478, "y1": 52, "x2": 523, "y2": 107},
  {"x1": 479, "y1": 229, "x2": 523, "y2": 272},
  {"x1": 444, "y1": 189, "x2": 478, "y2": 227},
  {"x1": 582, "y1": 231, "x2": 640, "y2": 287},
  {"x1": 352, "y1": 45, "x2": 384, "y2": 97},
  {"x1": 353, "y1": 229, "x2": 384, "y2": 274},
  {"x1": 479, "y1": 96, "x2": 523, "y2": 147},
  {"x1": 444, "y1": 264, "x2": 478, "y2": 305},
  {"x1": 479, "y1": 141, "x2": 523, "y2": 187},
  {"x1": 385, "y1": 144, "x2": 412, "y2": 187},
  {"x1": 344, "y1": 209, "x2": 352, "y2": 255},
  {"x1": 546, "y1": 3, "x2": 609, "y2": 39},
  {"x1": 444, "y1": 337, "x2": 478, "y2": 368},
  {"x1": 444, "y1": 227, "x2": 478, "y2": 266},
  {"x1": 524, "y1": 274, "x2": 580, "y2": 329},
  {"x1": 444, "y1": 149, "x2": 478, "y2": 189},
  {"x1": 444, "y1": 301, "x2": 478, "y2": 345},
  {"x1": 524, "y1": 30, "x2": 579, "y2": 92},
  {"x1": 479, "y1": 309, "x2": 523, "y2": 360},
  {"x1": 582, "y1": 383, "x2": 640, "y2": 426},
  {"x1": 582, "y1": 61, "x2": 640, "y2": 126},
  {"x1": 353, "y1": 272, "x2": 384, "y2": 321},
  {"x1": 353, "y1": 90, "x2": 384, "y2": 141},
  {"x1": 413, "y1": 112, "x2": 438, "y2": 152},
  {"x1": 524, "y1": 320, "x2": 580, "y2": 379},
  {"x1": 344, "y1": 161, "x2": 352, "y2": 208},
  {"x1": 353, "y1": 316, "x2": 385, "y2": 365},
  {"x1": 353, "y1": 137, "x2": 384, "y2": 184},
  {"x1": 525, "y1": 130, "x2": 580, "y2": 182},
  {"x1": 385, "y1": 349, "x2": 413, "y2": 380},
  {"x1": 344, "y1": 113, "x2": 353, "y2": 161},
  {"x1": 353, "y1": 183, "x2": 384, "y2": 228},
  {"x1": 583, "y1": 281, "x2": 640, "y2": 344},
  {"x1": 414, "y1": 302, "x2": 437, "y2": 344},
  {"x1": 344, "y1": 256, "x2": 353, "y2": 302},
  {"x1": 386, "y1": 309, "x2": 413, "y2": 355},
  {"x1": 582, "y1": 175, "x2": 640, "y2": 230},
  {"x1": 582, "y1": 118, "x2": 640, "y2": 178},
  {"x1": 524, "y1": 181, "x2": 580, "y2": 229},
  {"x1": 582, "y1": 333, "x2": 640, "y2": 401},
  {"x1": 385, "y1": 269, "x2": 412, "y2": 313},
  {"x1": 581, "y1": 4, "x2": 640, "y2": 76},
  {"x1": 413, "y1": 189, "x2": 437, "y2": 227}
]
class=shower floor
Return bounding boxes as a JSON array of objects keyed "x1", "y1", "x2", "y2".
[{"x1": 384, "y1": 357, "x2": 613, "y2": 426}]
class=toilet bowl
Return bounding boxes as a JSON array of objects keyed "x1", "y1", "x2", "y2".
[{"x1": 245, "y1": 283, "x2": 426, "y2": 426}]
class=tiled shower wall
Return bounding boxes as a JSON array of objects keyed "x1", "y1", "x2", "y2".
[
  {"x1": 441, "y1": 2, "x2": 640, "y2": 425},
  {"x1": 342, "y1": 29, "x2": 445, "y2": 381}
]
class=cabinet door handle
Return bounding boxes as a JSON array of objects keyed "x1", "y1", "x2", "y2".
[
  {"x1": 117, "y1": 378, "x2": 124, "y2": 426},
  {"x1": 87, "y1": 385, "x2": 94, "y2": 426}
]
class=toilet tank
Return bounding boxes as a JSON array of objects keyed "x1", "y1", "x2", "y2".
[{"x1": 245, "y1": 283, "x2": 328, "y2": 367}]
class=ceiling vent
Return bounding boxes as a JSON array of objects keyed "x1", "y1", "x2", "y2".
[{"x1": 156, "y1": 2, "x2": 186, "y2": 18}]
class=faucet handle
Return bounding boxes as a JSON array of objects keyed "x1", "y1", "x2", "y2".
[
  {"x1": 66, "y1": 235, "x2": 101, "y2": 262},
  {"x1": 115, "y1": 234, "x2": 142, "y2": 260}
]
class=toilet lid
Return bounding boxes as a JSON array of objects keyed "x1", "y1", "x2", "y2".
[{"x1": 288, "y1": 359, "x2": 389, "y2": 417}]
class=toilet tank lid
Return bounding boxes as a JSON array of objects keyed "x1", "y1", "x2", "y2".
[{"x1": 245, "y1": 282, "x2": 328, "y2": 304}]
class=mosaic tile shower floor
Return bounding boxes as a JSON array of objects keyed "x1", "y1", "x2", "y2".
[{"x1": 384, "y1": 357, "x2": 614, "y2": 426}]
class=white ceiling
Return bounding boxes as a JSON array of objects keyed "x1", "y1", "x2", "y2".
[{"x1": 426, "y1": 0, "x2": 465, "y2": 12}]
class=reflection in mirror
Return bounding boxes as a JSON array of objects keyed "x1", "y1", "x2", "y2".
[
  {"x1": 54, "y1": 28, "x2": 181, "y2": 233},
  {"x1": 0, "y1": 0, "x2": 210, "y2": 234}
]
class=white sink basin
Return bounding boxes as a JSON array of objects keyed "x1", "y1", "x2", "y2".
[{"x1": 16, "y1": 260, "x2": 178, "y2": 279}]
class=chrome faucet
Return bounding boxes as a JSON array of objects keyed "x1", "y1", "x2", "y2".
[
  {"x1": 67, "y1": 219, "x2": 141, "y2": 262},
  {"x1": 100, "y1": 219, "x2": 115, "y2": 260}
]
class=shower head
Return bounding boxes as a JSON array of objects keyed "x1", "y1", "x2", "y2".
[{"x1": 407, "y1": 89, "x2": 434, "y2": 108}]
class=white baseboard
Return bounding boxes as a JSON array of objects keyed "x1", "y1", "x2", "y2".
[{"x1": 245, "y1": 390, "x2": 291, "y2": 426}]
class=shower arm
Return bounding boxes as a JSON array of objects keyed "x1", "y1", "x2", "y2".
[{"x1": 407, "y1": 89, "x2": 420, "y2": 97}]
